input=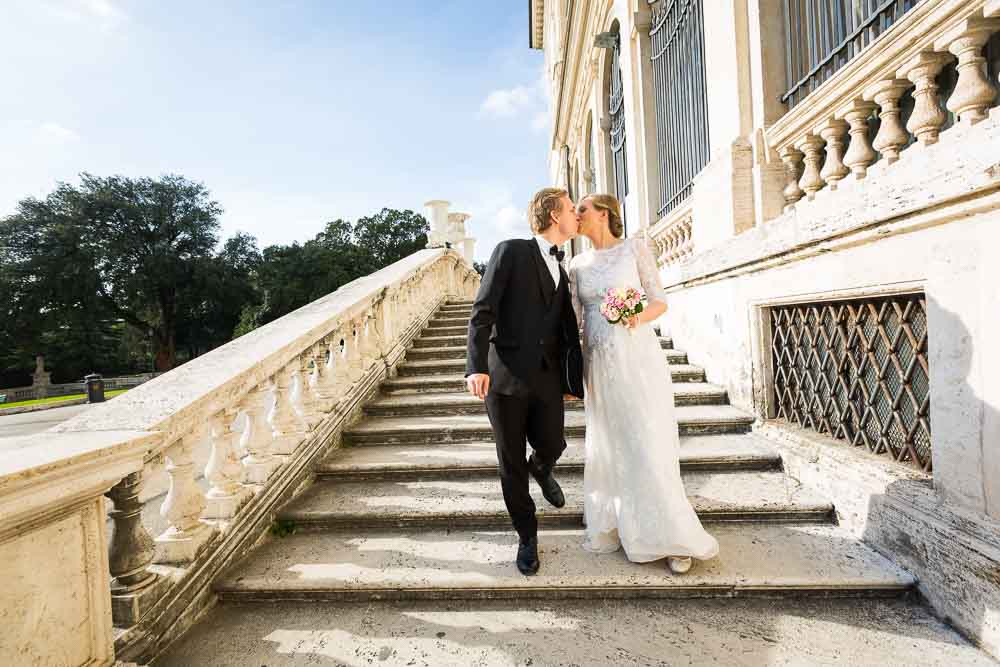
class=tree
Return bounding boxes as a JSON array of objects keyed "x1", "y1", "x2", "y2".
[{"x1": 0, "y1": 174, "x2": 223, "y2": 372}]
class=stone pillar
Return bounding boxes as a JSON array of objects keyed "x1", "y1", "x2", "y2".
[
  {"x1": 424, "y1": 200, "x2": 451, "y2": 248},
  {"x1": 447, "y1": 212, "x2": 470, "y2": 247},
  {"x1": 692, "y1": 0, "x2": 756, "y2": 240},
  {"x1": 928, "y1": 225, "x2": 1000, "y2": 521},
  {"x1": 747, "y1": 0, "x2": 790, "y2": 225},
  {"x1": 107, "y1": 470, "x2": 169, "y2": 626},
  {"x1": 462, "y1": 237, "x2": 476, "y2": 264}
]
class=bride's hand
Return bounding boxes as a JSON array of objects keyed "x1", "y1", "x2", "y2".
[{"x1": 624, "y1": 314, "x2": 641, "y2": 329}]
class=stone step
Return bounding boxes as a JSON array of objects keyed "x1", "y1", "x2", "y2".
[
  {"x1": 214, "y1": 523, "x2": 915, "y2": 603},
  {"x1": 280, "y1": 470, "x2": 831, "y2": 530},
  {"x1": 406, "y1": 345, "x2": 688, "y2": 364},
  {"x1": 413, "y1": 334, "x2": 674, "y2": 350},
  {"x1": 428, "y1": 316, "x2": 472, "y2": 328},
  {"x1": 155, "y1": 597, "x2": 993, "y2": 667},
  {"x1": 315, "y1": 434, "x2": 781, "y2": 481},
  {"x1": 421, "y1": 324, "x2": 467, "y2": 336},
  {"x1": 343, "y1": 406, "x2": 754, "y2": 446},
  {"x1": 366, "y1": 383, "x2": 727, "y2": 416},
  {"x1": 396, "y1": 358, "x2": 706, "y2": 382}
]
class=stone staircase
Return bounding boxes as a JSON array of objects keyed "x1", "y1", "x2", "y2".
[{"x1": 154, "y1": 300, "x2": 995, "y2": 665}]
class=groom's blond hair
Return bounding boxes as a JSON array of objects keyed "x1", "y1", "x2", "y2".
[{"x1": 528, "y1": 187, "x2": 567, "y2": 234}]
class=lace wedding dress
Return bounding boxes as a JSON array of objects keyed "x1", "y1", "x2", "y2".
[{"x1": 568, "y1": 237, "x2": 719, "y2": 563}]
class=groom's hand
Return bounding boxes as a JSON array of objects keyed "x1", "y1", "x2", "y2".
[{"x1": 467, "y1": 373, "x2": 490, "y2": 400}]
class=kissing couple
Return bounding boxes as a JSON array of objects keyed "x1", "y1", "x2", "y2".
[{"x1": 465, "y1": 187, "x2": 719, "y2": 576}]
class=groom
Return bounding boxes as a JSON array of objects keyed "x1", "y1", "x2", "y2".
[{"x1": 465, "y1": 187, "x2": 582, "y2": 575}]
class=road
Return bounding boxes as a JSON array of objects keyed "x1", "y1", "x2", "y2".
[{"x1": 0, "y1": 403, "x2": 93, "y2": 452}]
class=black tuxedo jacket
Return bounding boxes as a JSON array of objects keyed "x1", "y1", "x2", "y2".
[{"x1": 465, "y1": 239, "x2": 582, "y2": 397}]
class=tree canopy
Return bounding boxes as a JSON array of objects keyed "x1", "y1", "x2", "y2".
[{"x1": 0, "y1": 175, "x2": 429, "y2": 386}]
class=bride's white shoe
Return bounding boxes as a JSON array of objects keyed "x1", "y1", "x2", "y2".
[{"x1": 667, "y1": 556, "x2": 692, "y2": 574}]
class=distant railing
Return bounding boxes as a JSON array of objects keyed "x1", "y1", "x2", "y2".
[
  {"x1": 0, "y1": 372, "x2": 160, "y2": 404},
  {"x1": 782, "y1": 0, "x2": 925, "y2": 109}
]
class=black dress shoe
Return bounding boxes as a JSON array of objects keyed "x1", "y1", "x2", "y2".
[
  {"x1": 529, "y1": 456, "x2": 566, "y2": 508},
  {"x1": 517, "y1": 536, "x2": 540, "y2": 575}
]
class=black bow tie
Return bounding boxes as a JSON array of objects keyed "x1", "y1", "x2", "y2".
[{"x1": 548, "y1": 245, "x2": 565, "y2": 263}]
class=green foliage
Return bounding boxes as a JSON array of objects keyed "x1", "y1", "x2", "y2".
[
  {"x1": 269, "y1": 519, "x2": 298, "y2": 538},
  {"x1": 1, "y1": 175, "x2": 429, "y2": 383}
]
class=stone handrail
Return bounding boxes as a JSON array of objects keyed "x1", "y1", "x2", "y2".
[
  {"x1": 648, "y1": 202, "x2": 694, "y2": 269},
  {"x1": 0, "y1": 247, "x2": 480, "y2": 665},
  {"x1": 768, "y1": 0, "x2": 1000, "y2": 211}
]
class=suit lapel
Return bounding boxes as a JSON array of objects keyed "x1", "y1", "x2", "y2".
[{"x1": 531, "y1": 240, "x2": 556, "y2": 307}]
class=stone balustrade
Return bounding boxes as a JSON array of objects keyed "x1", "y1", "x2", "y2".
[
  {"x1": 0, "y1": 248, "x2": 479, "y2": 666},
  {"x1": 768, "y1": 0, "x2": 1000, "y2": 211},
  {"x1": 648, "y1": 205, "x2": 694, "y2": 268}
]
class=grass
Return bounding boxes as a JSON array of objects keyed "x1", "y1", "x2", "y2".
[{"x1": 0, "y1": 389, "x2": 128, "y2": 409}]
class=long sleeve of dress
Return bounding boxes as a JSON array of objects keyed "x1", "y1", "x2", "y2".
[
  {"x1": 568, "y1": 260, "x2": 586, "y2": 344},
  {"x1": 631, "y1": 236, "x2": 667, "y2": 304}
]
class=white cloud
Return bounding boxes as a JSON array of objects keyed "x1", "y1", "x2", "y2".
[
  {"x1": 37, "y1": 122, "x2": 79, "y2": 143},
  {"x1": 479, "y1": 64, "x2": 551, "y2": 127},
  {"x1": 36, "y1": 0, "x2": 126, "y2": 25},
  {"x1": 480, "y1": 85, "x2": 535, "y2": 118}
]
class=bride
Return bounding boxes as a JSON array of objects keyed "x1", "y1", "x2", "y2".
[{"x1": 568, "y1": 194, "x2": 719, "y2": 574}]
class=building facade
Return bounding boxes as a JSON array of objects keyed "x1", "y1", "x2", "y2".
[{"x1": 534, "y1": 0, "x2": 1000, "y2": 655}]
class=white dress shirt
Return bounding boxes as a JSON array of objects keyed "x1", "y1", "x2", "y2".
[{"x1": 533, "y1": 235, "x2": 562, "y2": 288}]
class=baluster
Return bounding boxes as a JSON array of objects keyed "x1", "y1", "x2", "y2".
[
  {"x1": 155, "y1": 434, "x2": 217, "y2": 563},
  {"x1": 900, "y1": 52, "x2": 952, "y2": 145},
  {"x1": 292, "y1": 353, "x2": 322, "y2": 428},
  {"x1": 864, "y1": 79, "x2": 911, "y2": 164},
  {"x1": 241, "y1": 384, "x2": 280, "y2": 484},
  {"x1": 347, "y1": 319, "x2": 365, "y2": 383},
  {"x1": 270, "y1": 367, "x2": 306, "y2": 455},
  {"x1": 818, "y1": 119, "x2": 850, "y2": 189},
  {"x1": 308, "y1": 342, "x2": 332, "y2": 414},
  {"x1": 840, "y1": 101, "x2": 878, "y2": 179},
  {"x1": 323, "y1": 333, "x2": 347, "y2": 408},
  {"x1": 107, "y1": 471, "x2": 158, "y2": 595},
  {"x1": 360, "y1": 315, "x2": 378, "y2": 373},
  {"x1": 779, "y1": 145, "x2": 805, "y2": 206},
  {"x1": 204, "y1": 409, "x2": 252, "y2": 519},
  {"x1": 795, "y1": 135, "x2": 825, "y2": 199},
  {"x1": 939, "y1": 19, "x2": 1000, "y2": 125}
]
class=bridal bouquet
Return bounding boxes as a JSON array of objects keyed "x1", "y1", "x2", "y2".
[{"x1": 600, "y1": 286, "x2": 647, "y2": 328}]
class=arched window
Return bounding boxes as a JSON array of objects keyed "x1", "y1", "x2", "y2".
[{"x1": 607, "y1": 23, "x2": 629, "y2": 235}]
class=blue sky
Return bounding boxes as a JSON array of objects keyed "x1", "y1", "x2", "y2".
[{"x1": 0, "y1": 1, "x2": 551, "y2": 260}]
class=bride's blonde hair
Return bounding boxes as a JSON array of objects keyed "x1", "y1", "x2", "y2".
[{"x1": 585, "y1": 194, "x2": 624, "y2": 238}]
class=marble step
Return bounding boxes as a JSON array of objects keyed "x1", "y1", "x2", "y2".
[
  {"x1": 366, "y1": 383, "x2": 727, "y2": 416},
  {"x1": 421, "y1": 324, "x2": 468, "y2": 336},
  {"x1": 406, "y1": 345, "x2": 689, "y2": 364},
  {"x1": 396, "y1": 358, "x2": 707, "y2": 382},
  {"x1": 343, "y1": 407, "x2": 754, "y2": 446},
  {"x1": 279, "y1": 470, "x2": 831, "y2": 530},
  {"x1": 315, "y1": 434, "x2": 781, "y2": 481},
  {"x1": 429, "y1": 316, "x2": 473, "y2": 328},
  {"x1": 214, "y1": 523, "x2": 915, "y2": 603},
  {"x1": 413, "y1": 334, "x2": 674, "y2": 350},
  {"x1": 155, "y1": 597, "x2": 993, "y2": 667}
]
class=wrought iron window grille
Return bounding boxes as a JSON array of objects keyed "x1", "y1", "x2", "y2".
[{"x1": 770, "y1": 294, "x2": 931, "y2": 472}]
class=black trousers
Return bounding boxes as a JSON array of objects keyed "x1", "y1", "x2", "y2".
[{"x1": 485, "y1": 377, "x2": 567, "y2": 542}]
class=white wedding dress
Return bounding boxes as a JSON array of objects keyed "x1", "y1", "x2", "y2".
[{"x1": 568, "y1": 237, "x2": 719, "y2": 563}]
